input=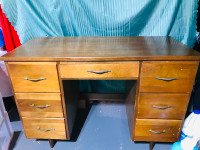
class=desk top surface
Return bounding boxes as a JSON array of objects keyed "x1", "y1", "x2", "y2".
[{"x1": 1, "y1": 36, "x2": 200, "y2": 62}]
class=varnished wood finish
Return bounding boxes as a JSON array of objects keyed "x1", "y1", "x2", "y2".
[
  {"x1": 15, "y1": 93, "x2": 63, "y2": 118},
  {"x1": 1, "y1": 37, "x2": 200, "y2": 62},
  {"x1": 137, "y1": 93, "x2": 190, "y2": 119},
  {"x1": 60, "y1": 62, "x2": 139, "y2": 79},
  {"x1": 6, "y1": 62, "x2": 60, "y2": 93},
  {"x1": 2, "y1": 37, "x2": 200, "y2": 146},
  {"x1": 57, "y1": 63, "x2": 70, "y2": 140},
  {"x1": 125, "y1": 81, "x2": 138, "y2": 140},
  {"x1": 130, "y1": 62, "x2": 143, "y2": 140},
  {"x1": 22, "y1": 117, "x2": 66, "y2": 139},
  {"x1": 140, "y1": 61, "x2": 199, "y2": 93},
  {"x1": 134, "y1": 119, "x2": 182, "y2": 142}
]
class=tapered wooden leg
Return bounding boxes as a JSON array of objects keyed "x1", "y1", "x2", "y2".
[
  {"x1": 49, "y1": 139, "x2": 56, "y2": 148},
  {"x1": 149, "y1": 142, "x2": 155, "y2": 150}
]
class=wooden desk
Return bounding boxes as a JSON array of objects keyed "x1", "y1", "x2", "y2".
[{"x1": 1, "y1": 37, "x2": 200, "y2": 149}]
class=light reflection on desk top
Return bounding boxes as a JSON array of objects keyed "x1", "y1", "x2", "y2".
[{"x1": 1, "y1": 36, "x2": 200, "y2": 62}]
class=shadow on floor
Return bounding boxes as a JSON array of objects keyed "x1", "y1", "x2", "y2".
[{"x1": 9, "y1": 131, "x2": 21, "y2": 150}]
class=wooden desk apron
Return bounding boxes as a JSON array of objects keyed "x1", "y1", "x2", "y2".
[{"x1": 1, "y1": 37, "x2": 200, "y2": 143}]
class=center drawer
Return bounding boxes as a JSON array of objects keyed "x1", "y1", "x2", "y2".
[
  {"x1": 59, "y1": 62, "x2": 139, "y2": 79},
  {"x1": 15, "y1": 93, "x2": 63, "y2": 118},
  {"x1": 22, "y1": 117, "x2": 66, "y2": 139}
]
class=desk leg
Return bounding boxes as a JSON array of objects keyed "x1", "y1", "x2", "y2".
[
  {"x1": 149, "y1": 142, "x2": 155, "y2": 150},
  {"x1": 49, "y1": 139, "x2": 56, "y2": 148}
]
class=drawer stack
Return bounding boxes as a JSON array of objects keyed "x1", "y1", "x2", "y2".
[
  {"x1": 133, "y1": 61, "x2": 199, "y2": 142},
  {"x1": 6, "y1": 62, "x2": 66, "y2": 140}
]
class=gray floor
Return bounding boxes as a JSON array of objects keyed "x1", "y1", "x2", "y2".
[{"x1": 8, "y1": 102, "x2": 172, "y2": 150}]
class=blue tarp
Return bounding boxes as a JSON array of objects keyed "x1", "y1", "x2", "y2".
[{"x1": 2, "y1": 0, "x2": 198, "y2": 93}]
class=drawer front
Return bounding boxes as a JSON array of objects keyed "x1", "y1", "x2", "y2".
[
  {"x1": 22, "y1": 118, "x2": 66, "y2": 139},
  {"x1": 134, "y1": 119, "x2": 182, "y2": 142},
  {"x1": 137, "y1": 93, "x2": 190, "y2": 119},
  {"x1": 140, "y1": 61, "x2": 199, "y2": 93},
  {"x1": 60, "y1": 62, "x2": 139, "y2": 79},
  {"x1": 7, "y1": 62, "x2": 60, "y2": 92},
  {"x1": 15, "y1": 93, "x2": 63, "y2": 118}
]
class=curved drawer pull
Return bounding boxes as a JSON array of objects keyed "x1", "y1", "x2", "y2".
[
  {"x1": 155, "y1": 77, "x2": 179, "y2": 81},
  {"x1": 24, "y1": 77, "x2": 46, "y2": 82},
  {"x1": 152, "y1": 105, "x2": 172, "y2": 110},
  {"x1": 30, "y1": 104, "x2": 50, "y2": 109},
  {"x1": 148, "y1": 130, "x2": 166, "y2": 134},
  {"x1": 87, "y1": 70, "x2": 111, "y2": 74},
  {"x1": 36, "y1": 127, "x2": 55, "y2": 132}
]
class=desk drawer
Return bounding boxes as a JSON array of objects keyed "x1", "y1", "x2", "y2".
[
  {"x1": 59, "y1": 62, "x2": 139, "y2": 79},
  {"x1": 140, "y1": 61, "x2": 198, "y2": 93},
  {"x1": 134, "y1": 119, "x2": 182, "y2": 142},
  {"x1": 22, "y1": 117, "x2": 66, "y2": 139},
  {"x1": 15, "y1": 93, "x2": 63, "y2": 118},
  {"x1": 6, "y1": 62, "x2": 60, "y2": 92},
  {"x1": 137, "y1": 93, "x2": 190, "y2": 119}
]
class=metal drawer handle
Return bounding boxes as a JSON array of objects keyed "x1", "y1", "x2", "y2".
[
  {"x1": 24, "y1": 77, "x2": 46, "y2": 82},
  {"x1": 87, "y1": 70, "x2": 111, "y2": 74},
  {"x1": 30, "y1": 104, "x2": 50, "y2": 109},
  {"x1": 36, "y1": 127, "x2": 55, "y2": 132},
  {"x1": 152, "y1": 105, "x2": 172, "y2": 110},
  {"x1": 148, "y1": 130, "x2": 166, "y2": 134},
  {"x1": 155, "y1": 77, "x2": 178, "y2": 81}
]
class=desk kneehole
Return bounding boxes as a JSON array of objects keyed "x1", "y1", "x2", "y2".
[{"x1": 59, "y1": 61, "x2": 140, "y2": 79}]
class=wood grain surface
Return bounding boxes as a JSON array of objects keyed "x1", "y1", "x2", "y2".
[
  {"x1": 15, "y1": 93, "x2": 63, "y2": 118},
  {"x1": 134, "y1": 119, "x2": 182, "y2": 142},
  {"x1": 2, "y1": 36, "x2": 200, "y2": 144},
  {"x1": 60, "y1": 62, "x2": 139, "y2": 79},
  {"x1": 6, "y1": 62, "x2": 60, "y2": 93},
  {"x1": 137, "y1": 93, "x2": 190, "y2": 119},
  {"x1": 140, "y1": 61, "x2": 199, "y2": 93},
  {"x1": 125, "y1": 81, "x2": 138, "y2": 141},
  {"x1": 1, "y1": 37, "x2": 200, "y2": 62},
  {"x1": 22, "y1": 117, "x2": 66, "y2": 139}
]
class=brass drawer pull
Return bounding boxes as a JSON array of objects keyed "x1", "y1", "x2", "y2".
[
  {"x1": 155, "y1": 77, "x2": 178, "y2": 81},
  {"x1": 24, "y1": 77, "x2": 46, "y2": 82},
  {"x1": 148, "y1": 130, "x2": 166, "y2": 134},
  {"x1": 87, "y1": 70, "x2": 111, "y2": 74},
  {"x1": 36, "y1": 127, "x2": 55, "y2": 132},
  {"x1": 152, "y1": 105, "x2": 172, "y2": 110},
  {"x1": 30, "y1": 104, "x2": 50, "y2": 109}
]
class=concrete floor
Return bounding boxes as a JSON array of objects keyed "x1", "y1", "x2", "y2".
[{"x1": 8, "y1": 102, "x2": 172, "y2": 150}]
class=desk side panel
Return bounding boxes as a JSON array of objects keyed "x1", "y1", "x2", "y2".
[{"x1": 57, "y1": 63, "x2": 80, "y2": 139}]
